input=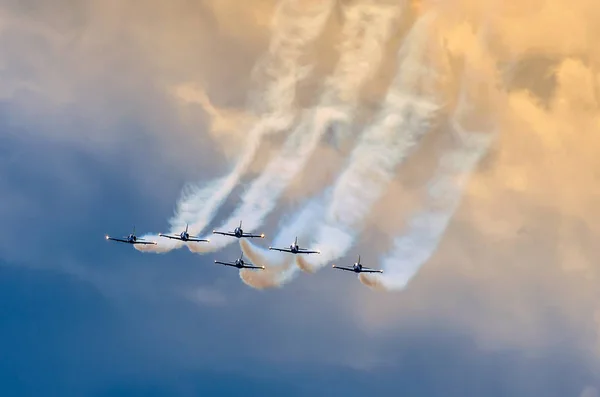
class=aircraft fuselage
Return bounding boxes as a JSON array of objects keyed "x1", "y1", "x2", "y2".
[{"x1": 234, "y1": 227, "x2": 243, "y2": 238}]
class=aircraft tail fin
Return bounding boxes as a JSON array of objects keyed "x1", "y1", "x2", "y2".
[
  {"x1": 358, "y1": 255, "x2": 361, "y2": 265},
  {"x1": 185, "y1": 223, "x2": 189, "y2": 233}
]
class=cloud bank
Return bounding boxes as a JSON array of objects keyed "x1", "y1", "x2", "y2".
[{"x1": 2, "y1": 0, "x2": 600, "y2": 390}]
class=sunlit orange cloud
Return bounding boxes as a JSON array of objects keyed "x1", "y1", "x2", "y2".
[
  {"x1": 5, "y1": 0, "x2": 600, "y2": 359},
  {"x1": 328, "y1": 0, "x2": 600, "y2": 357}
]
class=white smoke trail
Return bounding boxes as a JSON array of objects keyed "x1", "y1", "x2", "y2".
[
  {"x1": 239, "y1": 197, "x2": 326, "y2": 289},
  {"x1": 296, "y1": 10, "x2": 447, "y2": 273},
  {"x1": 239, "y1": 11, "x2": 447, "y2": 285},
  {"x1": 199, "y1": 1, "x2": 403, "y2": 255},
  {"x1": 360, "y1": 19, "x2": 503, "y2": 290},
  {"x1": 362, "y1": 125, "x2": 495, "y2": 290},
  {"x1": 362, "y1": 67, "x2": 500, "y2": 290},
  {"x1": 136, "y1": 0, "x2": 335, "y2": 253},
  {"x1": 239, "y1": 10, "x2": 447, "y2": 289}
]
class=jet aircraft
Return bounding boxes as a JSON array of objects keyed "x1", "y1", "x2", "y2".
[
  {"x1": 332, "y1": 255, "x2": 383, "y2": 274},
  {"x1": 159, "y1": 224, "x2": 209, "y2": 243},
  {"x1": 269, "y1": 236, "x2": 320, "y2": 254},
  {"x1": 212, "y1": 220, "x2": 265, "y2": 239},
  {"x1": 214, "y1": 252, "x2": 265, "y2": 270},
  {"x1": 105, "y1": 226, "x2": 157, "y2": 245}
]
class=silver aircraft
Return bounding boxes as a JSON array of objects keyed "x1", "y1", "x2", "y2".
[
  {"x1": 332, "y1": 255, "x2": 383, "y2": 274},
  {"x1": 214, "y1": 252, "x2": 265, "y2": 270},
  {"x1": 159, "y1": 224, "x2": 209, "y2": 243},
  {"x1": 269, "y1": 236, "x2": 320, "y2": 255},
  {"x1": 105, "y1": 226, "x2": 157, "y2": 245},
  {"x1": 212, "y1": 220, "x2": 265, "y2": 239}
]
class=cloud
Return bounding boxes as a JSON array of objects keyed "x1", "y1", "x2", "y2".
[
  {"x1": 581, "y1": 387, "x2": 600, "y2": 397},
  {"x1": 314, "y1": 0, "x2": 600, "y2": 351},
  {"x1": 1, "y1": 1, "x2": 600, "y2": 394},
  {"x1": 183, "y1": 285, "x2": 228, "y2": 306}
]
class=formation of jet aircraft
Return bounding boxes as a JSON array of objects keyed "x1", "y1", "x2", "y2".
[{"x1": 105, "y1": 220, "x2": 383, "y2": 277}]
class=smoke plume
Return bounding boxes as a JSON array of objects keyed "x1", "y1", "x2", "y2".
[
  {"x1": 201, "y1": 1, "x2": 403, "y2": 255},
  {"x1": 135, "y1": 0, "x2": 336, "y2": 252}
]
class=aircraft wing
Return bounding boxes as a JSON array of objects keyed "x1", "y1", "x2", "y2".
[
  {"x1": 214, "y1": 260, "x2": 236, "y2": 267},
  {"x1": 241, "y1": 233, "x2": 265, "y2": 238},
  {"x1": 332, "y1": 265, "x2": 355, "y2": 272},
  {"x1": 187, "y1": 236, "x2": 209, "y2": 242},
  {"x1": 299, "y1": 248, "x2": 320, "y2": 254},
  {"x1": 106, "y1": 236, "x2": 128, "y2": 243},
  {"x1": 133, "y1": 240, "x2": 157, "y2": 245},
  {"x1": 241, "y1": 264, "x2": 265, "y2": 270},
  {"x1": 212, "y1": 231, "x2": 236, "y2": 237},
  {"x1": 360, "y1": 267, "x2": 383, "y2": 273},
  {"x1": 269, "y1": 247, "x2": 292, "y2": 253},
  {"x1": 159, "y1": 234, "x2": 180, "y2": 240}
]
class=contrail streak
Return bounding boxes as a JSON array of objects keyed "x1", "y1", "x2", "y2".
[
  {"x1": 239, "y1": 196, "x2": 326, "y2": 288},
  {"x1": 201, "y1": 1, "x2": 403, "y2": 255},
  {"x1": 135, "y1": 0, "x2": 335, "y2": 253}
]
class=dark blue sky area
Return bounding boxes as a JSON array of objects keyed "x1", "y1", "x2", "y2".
[{"x1": 0, "y1": 138, "x2": 594, "y2": 397}]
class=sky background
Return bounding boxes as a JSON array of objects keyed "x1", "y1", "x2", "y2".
[{"x1": 1, "y1": 0, "x2": 600, "y2": 396}]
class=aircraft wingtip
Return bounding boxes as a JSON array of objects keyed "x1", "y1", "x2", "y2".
[
  {"x1": 261, "y1": 233, "x2": 265, "y2": 238},
  {"x1": 105, "y1": 235, "x2": 109, "y2": 240}
]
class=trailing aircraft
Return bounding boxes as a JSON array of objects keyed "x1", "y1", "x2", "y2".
[
  {"x1": 269, "y1": 236, "x2": 320, "y2": 255},
  {"x1": 214, "y1": 252, "x2": 265, "y2": 270},
  {"x1": 332, "y1": 255, "x2": 383, "y2": 273},
  {"x1": 159, "y1": 224, "x2": 209, "y2": 242},
  {"x1": 212, "y1": 220, "x2": 265, "y2": 239}
]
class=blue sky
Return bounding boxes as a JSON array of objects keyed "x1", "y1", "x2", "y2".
[
  {"x1": 1, "y1": 1, "x2": 599, "y2": 396},
  {"x1": 0, "y1": 107, "x2": 596, "y2": 396}
]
